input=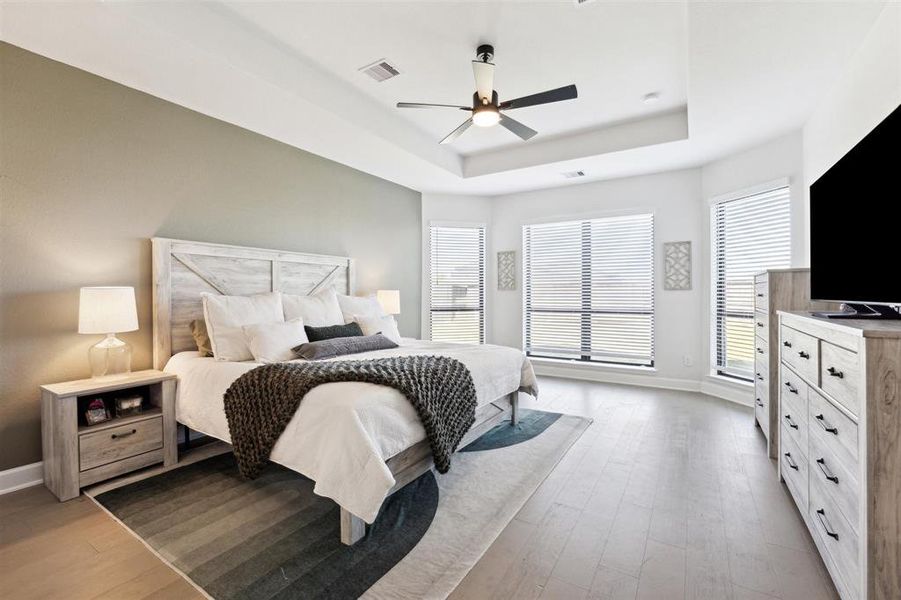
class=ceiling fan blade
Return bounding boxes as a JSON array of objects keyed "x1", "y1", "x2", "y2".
[
  {"x1": 499, "y1": 114, "x2": 538, "y2": 141},
  {"x1": 498, "y1": 84, "x2": 578, "y2": 110},
  {"x1": 397, "y1": 102, "x2": 470, "y2": 110},
  {"x1": 439, "y1": 118, "x2": 474, "y2": 144},
  {"x1": 471, "y1": 60, "x2": 495, "y2": 104}
]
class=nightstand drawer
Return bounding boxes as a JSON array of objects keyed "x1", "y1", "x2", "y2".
[{"x1": 79, "y1": 416, "x2": 163, "y2": 471}]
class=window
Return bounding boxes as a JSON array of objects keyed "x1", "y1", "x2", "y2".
[
  {"x1": 429, "y1": 224, "x2": 485, "y2": 344},
  {"x1": 713, "y1": 185, "x2": 791, "y2": 381},
  {"x1": 523, "y1": 213, "x2": 655, "y2": 367}
]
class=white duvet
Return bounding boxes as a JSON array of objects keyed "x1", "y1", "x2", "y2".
[{"x1": 165, "y1": 339, "x2": 537, "y2": 523}]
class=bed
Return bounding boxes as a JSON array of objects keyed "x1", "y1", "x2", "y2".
[{"x1": 151, "y1": 238, "x2": 537, "y2": 545}]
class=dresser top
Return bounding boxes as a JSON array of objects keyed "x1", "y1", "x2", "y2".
[{"x1": 780, "y1": 310, "x2": 901, "y2": 339}]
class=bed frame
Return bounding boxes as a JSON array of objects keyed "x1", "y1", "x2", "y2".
[{"x1": 151, "y1": 237, "x2": 518, "y2": 545}]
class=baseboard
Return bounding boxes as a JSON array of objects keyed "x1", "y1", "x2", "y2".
[
  {"x1": 533, "y1": 362, "x2": 755, "y2": 408},
  {"x1": 532, "y1": 362, "x2": 702, "y2": 393},
  {"x1": 0, "y1": 461, "x2": 43, "y2": 495},
  {"x1": 699, "y1": 377, "x2": 754, "y2": 407}
]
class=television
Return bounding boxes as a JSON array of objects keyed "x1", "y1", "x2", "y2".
[{"x1": 809, "y1": 103, "x2": 901, "y2": 319}]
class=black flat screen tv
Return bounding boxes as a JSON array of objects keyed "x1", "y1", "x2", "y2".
[{"x1": 809, "y1": 103, "x2": 901, "y2": 314}]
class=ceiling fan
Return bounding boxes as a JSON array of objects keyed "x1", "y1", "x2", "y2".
[{"x1": 396, "y1": 44, "x2": 578, "y2": 144}]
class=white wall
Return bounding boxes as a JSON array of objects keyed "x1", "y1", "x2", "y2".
[
  {"x1": 803, "y1": 2, "x2": 901, "y2": 264},
  {"x1": 488, "y1": 169, "x2": 705, "y2": 388},
  {"x1": 420, "y1": 194, "x2": 493, "y2": 340}
]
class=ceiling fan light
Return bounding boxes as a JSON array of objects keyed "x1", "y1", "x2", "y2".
[{"x1": 472, "y1": 105, "x2": 500, "y2": 127}]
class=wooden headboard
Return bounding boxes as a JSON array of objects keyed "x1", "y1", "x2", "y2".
[{"x1": 151, "y1": 238, "x2": 355, "y2": 369}]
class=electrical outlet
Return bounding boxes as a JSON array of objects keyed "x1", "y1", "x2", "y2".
[{"x1": 682, "y1": 355, "x2": 693, "y2": 367}]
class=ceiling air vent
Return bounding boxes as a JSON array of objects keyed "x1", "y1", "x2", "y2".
[
  {"x1": 359, "y1": 59, "x2": 401, "y2": 82},
  {"x1": 562, "y1": 170, "x2": 586, "y2": 179}
]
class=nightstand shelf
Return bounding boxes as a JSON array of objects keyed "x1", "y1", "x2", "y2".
[
  {"x1": 41, "y1": 369, "x2": 177, "y2": 501},
  {"x1": 77, "y1": 406, "x2": 162, "y2": 434}
]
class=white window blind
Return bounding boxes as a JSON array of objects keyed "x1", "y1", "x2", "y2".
[
  {"x1": 429, "y1": 224, "x2": 485, "y2": 344},
  {"x1": 523, "y1": 213, "x2": 655, "y2": 366},
  {"x1": 713, "y1": 186, "x2": 791, "y2": 380}
]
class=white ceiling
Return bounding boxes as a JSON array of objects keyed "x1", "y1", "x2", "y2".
[
  {"x1": 224, "y1": 1, "x2": 688, "y2": 156},
  {"x1": 0, "y1": 1, "x2": 887, "y2": 196}
]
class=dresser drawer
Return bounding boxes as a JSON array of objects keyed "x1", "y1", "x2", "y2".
[
  {"x1": 754, "y1": 310, "x2": 769, "y2": 337},
  {"x1": 820, "y1": 342, "x2": 860, "y2": 417},
  {"x1": 780, "y1": 423, "x2": 808, "y2": 510},
  {"x1": 755, "y1": 334, "x2": 768, "y2": 361},
  {"x1": 754, "y1": 278, "x2": 769, "y2": 307},
  {"x1": 808, "y1": 389, "x2": 858, "y2": 477},
  {"x1": 809, "y1": 473, "x2": 859, "y2": 598},
  {"x1": 754, "y1": 352, "x2": 769, "y2": 388},
  {"x1": 780, "y1": 368, "x2": 808, "y2": 453},
  {"x1": 79, "y1": 416, "x2": 163, "y2": 471},
  {"x1": 808, "y1": 432, "x2": 860, "y2": 534},
  {"x1": 780, "y1": 326, "x2": 818, "y2": 383}
]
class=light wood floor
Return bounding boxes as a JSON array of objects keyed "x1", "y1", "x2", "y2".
[{"x1": 0, "y1": 377, "x2": 837, "y2": 600}]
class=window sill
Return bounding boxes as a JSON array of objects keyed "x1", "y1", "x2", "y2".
[
  {"x1": 527, "y1": 356, "x2": 657, "y2": 374},
  {"x1": 706, "y1": 373, "x2": 753, "y2": 388}
]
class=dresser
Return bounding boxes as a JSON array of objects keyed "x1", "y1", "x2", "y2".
[
  {"x1": 777, "y1": 311, "x2": 901, "y2": 600},
  {"x1": 753, "y1": 269, "x2": 814, "y2": 458}
]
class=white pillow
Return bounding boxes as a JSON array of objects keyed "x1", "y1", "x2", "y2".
[
  {"x1": 243, "y1": 319, "x2": 308, "y2": 363},
  {"x1": 282, "y1": 288, "x2": 344, "y2": 327},
  {"x1": 337, "y1": 294, "x2": 384, "y2": 324},
  {"x1": 202, "y1": 291, "x2": 284, "y2": 361},
  {"x1": 353, "y1": 314, "x2": 402, "y2": 345}
]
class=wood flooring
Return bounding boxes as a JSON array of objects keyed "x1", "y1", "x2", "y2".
[{"x1": 0, "y1": 377, "x2": 838, "y2": 600}]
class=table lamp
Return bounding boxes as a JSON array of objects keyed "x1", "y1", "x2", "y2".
[
  {"x1": 376, "y1": 290, "x2": 401, "y2": 315},
  {"x1": 79, "y1": 286, "x2": 139, "y2": 379}
]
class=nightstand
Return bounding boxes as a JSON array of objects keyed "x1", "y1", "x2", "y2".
[{"x1": 41, "y1": 370, "x2": 177, "y2": 501}]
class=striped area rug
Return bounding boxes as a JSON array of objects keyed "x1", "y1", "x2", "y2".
[{"x1": 91, "y1": 409, "x2": 590, "y2": 599}]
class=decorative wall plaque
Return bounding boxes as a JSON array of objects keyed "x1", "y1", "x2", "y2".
[
  {"x1": 663, "y1": 241, "x2": 692, "y2": 290},
  {"x1": 497, "y1": 250, "x2": 516, "y2": 291}
]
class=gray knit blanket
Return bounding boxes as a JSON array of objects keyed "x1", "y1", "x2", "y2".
[{"x1": 223, "y1": 356, "x2": 478, "y2": 479}]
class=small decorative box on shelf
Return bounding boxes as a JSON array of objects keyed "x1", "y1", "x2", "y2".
[{"x1": 40, "y1": 369, "x2": 177, "y2": 501}]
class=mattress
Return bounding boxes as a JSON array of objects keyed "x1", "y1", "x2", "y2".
[{"x1": 165, "y1": 339, "x2": 537, "y2": 523}]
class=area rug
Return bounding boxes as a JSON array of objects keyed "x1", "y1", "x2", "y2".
[{"x1": 89, "y1": 409, "x2": 590, "y2": 600}]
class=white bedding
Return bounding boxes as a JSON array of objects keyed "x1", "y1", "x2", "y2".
[{"x1": 165, "y1": 339, "x2": 537, "y2": 523}]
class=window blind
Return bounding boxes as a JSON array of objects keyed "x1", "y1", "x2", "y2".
[
  {"x1": 429, "y1": 225, "x2": 485, "y2": 344},
  {"x1": 713, "y1": 186, "x2": 791, "y2": 380},
  {"x1": 523, "y1": 213, "x2": 655, "y2": 366}
]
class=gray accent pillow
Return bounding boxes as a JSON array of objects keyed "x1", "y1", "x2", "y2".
[
  {"x1": 190, "y1": 319, "x2": 213, "y2": 357},
  {"x1": 293, "y1": 333, "x2": 398, "y2": 360},
  {"x1": 304, "y1": 321, "x2": 364, "y2": 342}
]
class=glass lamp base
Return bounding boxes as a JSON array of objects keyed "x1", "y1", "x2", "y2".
[{"x1": 89, "y1": 333, "x2": 132, "y2": 380}]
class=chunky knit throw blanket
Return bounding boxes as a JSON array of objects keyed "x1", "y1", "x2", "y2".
[{"x1": 223, "y1": 356, "x2": 478, "y2": 479}]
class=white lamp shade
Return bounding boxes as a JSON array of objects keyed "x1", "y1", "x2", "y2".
[
  {"x1": 78, "y1": 287, "x2": 139, "y2": 334},
  {"x1": 376, "y1": 290, "x2": 401, "y2": 315}
]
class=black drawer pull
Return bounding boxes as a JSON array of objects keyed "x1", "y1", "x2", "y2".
[
  {"x1": 827, "y1": 367, "x2": 844, "y2": 379},
  {"x1": 784, "y1": 415, "x2": 798, "y2": 430},
  {"x1": 784, "y1": 382, "x2": 798, "y2": 394},
  {"x1": 816, "y1": 458, "x2": 839, "y2": 484},
  {"x1": 756, "y1": 322, "x2": 764, "y2": 328},
  {"x1": 756, "y1": 293, "x2": 764, "y2": 297},
  {"x1": 111, "y1": 429, "x2": 137, "y2": 440},
  {"x1": 755, "y1": 398, "x2": 764, "y2": 407},
  {"x1": 815, "y1": 509, "x2": 839, "y2": 540},
  {"x1": 815, "y1": 414, "x2": 838, "y2": 435},
  {"x1": 756, "y1": 348, "x2": 764, "y2": 354},
  {"x1": 783, "y1": 340, "x2": 792, "y2": 348},
  {"x1": 798, "y1": 351, "x2": 810, "y2": 360},
  {"x1": 756, "y1": 373, "x2": 764, "y2": 381},
  {"x1": 783, "y1": 452, "x2": 799, "y2": 471}
]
